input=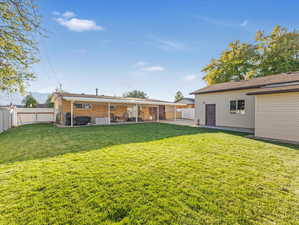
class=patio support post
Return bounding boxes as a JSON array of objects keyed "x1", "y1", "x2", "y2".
[
  {"x1": 157, "y1": 105, "x2": 159, "y2": 122},
  {"x1": 71, "y1": 101, "x2": 74, "y2": 127},
  {"x1": 136, "y1": 104, "x2": 138, "y2": 123},
  {"x1": 174, "y1": 106, "x2": 176, "y2": 121},
  {"x1": 108, "y1": 103, "x2": 111, "y2": 124}
]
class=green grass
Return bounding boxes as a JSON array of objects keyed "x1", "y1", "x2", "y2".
[{"x1": 0, "y1": 123, "x2": 298, "y2": 225}]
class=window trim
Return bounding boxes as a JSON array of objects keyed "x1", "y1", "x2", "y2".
[
  {"x1": 230, "y1": 99, "x2": 245, "y2": 114},
  {"x1": 230, "y1": 100, "x2": 237, "y2": 114},
  {"x1": 74, "y1": 103, "x2": 92, "y2": 110},
  {"x1": 110, "y1": 105, "x2": 117, "y2": 111},
  {"x1": 237, "y1": 100, "x2": 245, "y2": 114}
]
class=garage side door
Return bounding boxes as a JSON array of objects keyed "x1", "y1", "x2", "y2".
[{"x1": 205, "y1": 104, "x2": 216, "y2": 126}]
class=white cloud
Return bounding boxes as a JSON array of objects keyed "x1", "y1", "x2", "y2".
[
  {"x1": 62, "y1": 11, "x2": 76, "y2": 18},
  {"x1": 52, "y1": 11, "x2": 60, "y2": 16},
  {"x1": 56, "y1": 17, "x2": 103, "y2": 32},
  {"x1": 156, "y1": 39, "x2": 185, "y2": 51},
  {"x1": 134, "y1": 61, "x2": 148, "y2": 67},
  {"x1": 142, "y1": 66, "x2": 165, "y2": 72},
  {"x1": 240, "y1": 20, "x2": 248, "y2": 27},
  {"x1": 196, "y1": 16, "x2": 233, "y2": 27},
  {"x1": 196, "y1": 16, "x2": 249, "y2": 29},
  {"x1": 133, "y1": 61, "x2": 165, "y2": 72},
  {"x1": 183, "y1": 74, "x2": 197, "y2": 81}
]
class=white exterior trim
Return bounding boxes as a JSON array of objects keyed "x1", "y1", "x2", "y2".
[
  {"x1": 108, "y1": 103, "x2": 111, "y2": 124},
  {"x1": 71, "y1": 101, "x2": 74, "y2": 127},
  {"x1": 135, "y1": 104, "x2": 138, "y2": 122},
  {"x1": 62, "y1": 96, "x2": 185, "y2": 106}
]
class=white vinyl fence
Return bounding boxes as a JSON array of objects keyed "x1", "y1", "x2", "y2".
[
  {"x1": 14, "y1": 108, "x2": 55, "y2": 126},
  {"x1": 0, "y1": 107, "x2": 55, "y2": 133},
  {"x1": 177, "y1": 108, "x2": 195, "y2": 120},
  {"x1": 0, "y1": 108, "x2": 12, "y2": 133}
]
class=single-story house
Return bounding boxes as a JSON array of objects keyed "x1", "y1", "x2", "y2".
[
  {"x1": 52, "y1": 92, "x2": 185, "y2": 126},
  {"x1": 191, "y1": 72, "x2": 299, "y2": 142},
  {"x1": 175, "y1": 98, "x2": 195, "y2": 108}
]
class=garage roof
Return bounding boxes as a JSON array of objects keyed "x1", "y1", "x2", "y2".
[
  {"x1": 191, "y1": 72, "x2": 299, "y2": 94},
  {"x1": 246, "y1": 84, "x2": 299, "y2": 95}
]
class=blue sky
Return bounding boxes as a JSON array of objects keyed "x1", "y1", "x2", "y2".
[{"x1": 30, "y1": 0, "x2": 298, "y2": 101}]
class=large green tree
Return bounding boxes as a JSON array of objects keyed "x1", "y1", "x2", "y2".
[
  {"x1": 0, "y1": 0, "x2": 42, "y2": 93},
  {"x1": 22, "y1": 94, "x2": 38, "y2": 108},
  {"x1": 203, "y1": 26, "x2": 299, "y2": 85},
  {"x1": 174, "y1": 91, "x2": 184, "y2": 102},
  {"x1": 45, "y1": 94, "x2": 54, "y2": 107},
  {"x1": 123, "y1": 90, "x2": 148, "y2": 99}
]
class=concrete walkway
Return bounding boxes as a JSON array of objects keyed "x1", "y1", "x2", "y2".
[
  {"x1": 200, "y1": 125, "x2": 254, "y2": 134},
  {"x1": 159, "y1": 119, "x2": 196, "y2": 127},
  {"x1": 160, "y1": 119, "x2": 254, "y2": 133}
]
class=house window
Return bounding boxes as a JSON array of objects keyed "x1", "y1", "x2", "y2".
[
  {"x1": 110, "y1": 105, "x2": 117, "y2": 110},
  {"x1": 230, "y1": 100, "x2": 245, "y2": 114},
  {"x1": 74, "y1": 103, "x2": 92, "y2": 109},
  {"x1": 230, "y1": 100, "x2": 237, "y2": 114},
  {"x1": 237, "y1": 100, "x2": 245, "y2": 114}
]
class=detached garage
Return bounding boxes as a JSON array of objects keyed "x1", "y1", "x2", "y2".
[
  {"x1": 192, "y1": 71, "x2": 299, "y2": 144},
  {"x1": 247, "y1": 85, "x2": 299, "y2": 143}
]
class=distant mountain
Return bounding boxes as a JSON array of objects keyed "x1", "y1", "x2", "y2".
[{"x1": 0, "y1": 92, "x2": 50, "y2": 106}]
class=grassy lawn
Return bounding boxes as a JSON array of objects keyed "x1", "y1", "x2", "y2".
[{"x1": 0, "y1": 123, "x2": 298, "y2": 225}]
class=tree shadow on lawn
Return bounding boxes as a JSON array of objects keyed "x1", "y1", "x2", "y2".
[
  {"x1": 0, "y1": 123, "x2": 297, "y2": 165},
  {"x1": 0, "y1": 123, "x2": 215, "y2": 164},
  {"x1": 247, "y1": 137, "x2": 299, "y2": 150}
]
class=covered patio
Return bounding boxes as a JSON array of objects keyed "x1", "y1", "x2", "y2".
[{"x1": 52, "y1": 93, "x2": 185, "y2": 127}]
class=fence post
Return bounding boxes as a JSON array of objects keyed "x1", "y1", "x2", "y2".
[
  {"x1": 0, "y1": 108, "x2": 11, "y2": 133},
  {"x1": 0, "y1": 110, "x2": 3, "y2": 133}
]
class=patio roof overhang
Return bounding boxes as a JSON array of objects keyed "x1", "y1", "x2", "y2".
[{"x1": 62, "y1": 96, "x2": 186, "y2": 106}]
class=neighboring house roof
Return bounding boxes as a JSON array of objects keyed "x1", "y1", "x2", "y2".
[
  {"x1": 5, "y1": 104, "x2": 51, "y2": 108},
  {"x1": 175, "y1": 98, "x2": 195, "y2": 104},
  {"x1": 247, "y1": 84, "x2": 299, "y2": 95},
  {"x1": 10, "y1": 104, "x2": 25, "y2": 108},
  {"x1": 35, "y1": 104, "x2": 51, "y2": 108},
  {"x1": 53, "y1": 92, "x2": 185, "y2": 106},
  {"x1": 191, "y1": 71, "x2": 299, "y2": 94}
]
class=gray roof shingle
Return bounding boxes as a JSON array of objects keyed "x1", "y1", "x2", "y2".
[
  {"x1": 191, "y1": 72, "x2": 299, "y2": 94},
  {"x1": 247, "y1": 84, "x2": 299, "y2": 95}
]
